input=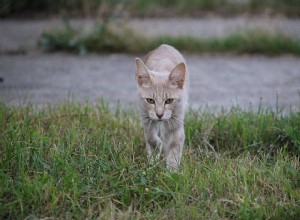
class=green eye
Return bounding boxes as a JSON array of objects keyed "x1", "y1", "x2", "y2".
[
  {"x1": 146, "y1": 98, "x2": 155, "y2": 104},
  {"x1": 165, "y1": 98, "x2": 174, "y2": 104}
]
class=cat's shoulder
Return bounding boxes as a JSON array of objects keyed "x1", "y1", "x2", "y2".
[{"x1": 152, "y1": 44, "x2": 179, "y2": 55}]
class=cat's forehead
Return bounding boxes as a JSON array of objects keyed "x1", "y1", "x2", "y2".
[
  {"x1": 138, "y1": 69, "x2": 182, "y2": 97},
  {"x1": 141, "y1": 83, "x2": 179, "y2": 98},
  {"x1": 148, "y1": 70, "x2": 169, "y2": 81}
]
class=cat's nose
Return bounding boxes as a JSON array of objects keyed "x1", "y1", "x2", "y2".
[{"x1": 156, "y1": 113, "x2": 163, "y2": 119}]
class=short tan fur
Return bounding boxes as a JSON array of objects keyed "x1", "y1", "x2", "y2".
[{"x1": 135, "y1": 44, "x2": 189, "y2": 171}]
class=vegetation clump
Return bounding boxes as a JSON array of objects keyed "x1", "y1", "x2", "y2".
[{"x1": 39, "y1": 21, "x2": 300, "y2": 56}]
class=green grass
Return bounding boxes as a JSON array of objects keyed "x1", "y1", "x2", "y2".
[
  {"x1": 38, "y1": 22, "x2": 300, "y2": 56},
  {"x1": 1, "y1": 101, "x2": 300, "y2": 219},
  {"x1": 2, "y1": 0, "x2": 300, "y2": 17}
]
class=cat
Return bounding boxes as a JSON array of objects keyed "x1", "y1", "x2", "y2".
[{"x1": 135, "y1": 44, "x2": 188, "y2": 171}]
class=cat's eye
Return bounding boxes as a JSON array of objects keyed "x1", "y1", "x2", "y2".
[
  {"x1": 146, "y1": 98, "x2": 155, "y2": 104},
  {"x1": 165, "y1": 98, "x2": 174, "y2": 104}
]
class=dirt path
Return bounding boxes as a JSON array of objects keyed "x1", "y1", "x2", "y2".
[{"x1": 1, "y1": 52, "x2": 299, "y2": 111}]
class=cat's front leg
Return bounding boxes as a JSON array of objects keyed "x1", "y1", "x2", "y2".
[
  {"x1": 144, "y1": 122, "x2": 162, "y2": 164},
  {"x1": 165, "y1": 126, "x2": 185, "y2": 172},
  {"x1": 146, "y1": 140, "x2": 162, "y2": 164}
]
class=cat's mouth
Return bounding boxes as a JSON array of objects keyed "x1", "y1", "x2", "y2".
[
  {"x1": 156, "y1": 117, "x2": 170, "y2": 122},
  {"x1": 152, "y1": 117, "x2": 164, "y2": 121}
]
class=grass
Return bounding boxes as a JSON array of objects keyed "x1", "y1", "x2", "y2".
[
  {"x1": 1, "y1": 0, "x2": 300, "y2": 17},
  {"x1": 38, "y1": 22, "x2": 300, "y2": 56},
  {"x1": 0, "y1": 101, "x2": 300, "y2": 219}
]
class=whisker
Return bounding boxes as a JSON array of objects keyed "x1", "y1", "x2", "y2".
[{"x1": 167, "y1": 114, "x2": 184, "y2": 130}]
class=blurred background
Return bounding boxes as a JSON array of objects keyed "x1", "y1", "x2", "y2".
[
  {"x1": 1, "y1": 0, "x2": 300, "y2": 18},
  {"x1": 0, "y1": 0, "x2": 300, "y2": 111}
]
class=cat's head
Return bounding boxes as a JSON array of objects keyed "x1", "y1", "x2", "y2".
[{"x1": 135, "y1": 58, "x2": 186, "y2": 121}]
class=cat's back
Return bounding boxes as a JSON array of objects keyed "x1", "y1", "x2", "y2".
[{"x1": 143, "y1": 44, "x2": 186, "y2": 73}]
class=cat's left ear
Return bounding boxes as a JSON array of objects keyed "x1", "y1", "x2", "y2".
[
  {"x1": 168, "y1": 63, "x2": 186, "y2": 89},
  {"x1": 135, "y1": 58, "x2": 152, "y2": 87}
]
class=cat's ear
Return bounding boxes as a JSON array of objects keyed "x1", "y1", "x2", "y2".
[
  {"x1": 168, "y1": 63, "x2": 186, "y2": 89},
  {"x1": 135, "y1": 58, "x2": 151, "y2": 87}
]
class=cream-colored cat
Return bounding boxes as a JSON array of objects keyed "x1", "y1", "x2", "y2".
[{"x1": 135, "y1": 44, "x2": 188, "y2": 171}]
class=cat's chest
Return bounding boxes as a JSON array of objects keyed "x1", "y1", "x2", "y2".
[{"x1": 157, "y1": 122, "x2": 169, "y2": 142}]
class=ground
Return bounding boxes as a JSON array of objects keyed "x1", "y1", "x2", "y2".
[{"x1": 0, "y1": 17, "x2": 300, "y2": 111}]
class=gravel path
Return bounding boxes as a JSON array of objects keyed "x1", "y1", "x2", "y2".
[
  {"x1": 1, "y1": 52, "x2": 299, "y2": 111},
  {"x1": 0, "y1": 17, "x2": 299, "y2": 111}
]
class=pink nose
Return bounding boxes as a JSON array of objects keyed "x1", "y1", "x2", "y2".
[{"x1": 156, "y1": 113, "x2": 163, "y2": 119}]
